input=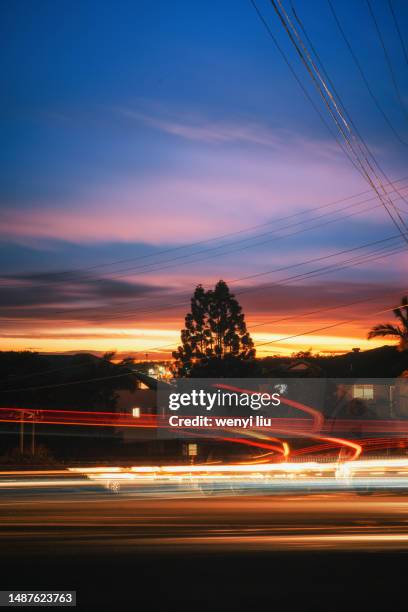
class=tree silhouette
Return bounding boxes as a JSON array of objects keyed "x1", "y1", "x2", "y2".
[
  {"x1": 173, "y1": 280, "x2": 256, "y2": 376},
  {"x1": 368, "y1": 296, "x2": 408, "y2": 351}
]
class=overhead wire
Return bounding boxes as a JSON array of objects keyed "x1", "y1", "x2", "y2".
[
  {"x1": 293, "y1": 0, "x2": 408, "y2": 214},
  {"x1": 3, "y1": 190, "x2": 406, "y2": 326},
  {"x1": 366, "y1": 0, "x2": 408, "y2": 123},
  {"x1": 387, "y1": 0, "x2": 408, "y2": 66},
  {"x1": 267, "y1": 0, "x2": 408, "y2": 245},
  {"x1": 2, "y1": 295, "x2": 407, "y2": 392},
  {"x1": 325, "y1": 0, "x2": 408, "y2": 146}
]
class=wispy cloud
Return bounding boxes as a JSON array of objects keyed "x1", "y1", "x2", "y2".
[
  {"x1": 1, "y1": 279, "x2": 404, "y2": 357},
  {"x1": 118, "y1": 106, "x2": 341, "y2": 159},
  {"x1": 0, "y1": 270, "x2": 167, "y2": 320},
  {"x1": 1, "y1": 106, "x2": 396, "y2": 256},
  {"x1": 0, "y1": 138, "x2": 370, "y2": 245}
]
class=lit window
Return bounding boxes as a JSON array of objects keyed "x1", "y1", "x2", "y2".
[
  {"x1": 187, "y1": 443, "x2": 198, "y2": 457},
  {"x1": 353, "y1": 384, "x2": 374, "y2": 400}
]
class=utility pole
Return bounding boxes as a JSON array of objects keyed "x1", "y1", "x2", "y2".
[
  {"x1": 19, "y1": 412, "x2": 24, "y2": 454},
  {"x1": 19, "y1": 410, "x2": 37, "y2": 455},
  {"x1": 31, "y1": 417, "x2": 36, "y2": 455}
]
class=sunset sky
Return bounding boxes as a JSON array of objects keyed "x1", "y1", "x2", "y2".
[{"x1": 1, "y1": 0, "x2": 408, "y2": 358}]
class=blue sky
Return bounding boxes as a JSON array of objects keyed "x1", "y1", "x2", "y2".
[{"x1": 1, "y1": 0, "x2": 407, "y2": 355}]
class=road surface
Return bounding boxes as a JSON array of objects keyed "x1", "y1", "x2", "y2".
[
  {"x1": 1, "y1": 491, "x2": 408, "y2": 610},
  {"x1": 2, "y1": 491, "x2": 408, "y2": 552}
]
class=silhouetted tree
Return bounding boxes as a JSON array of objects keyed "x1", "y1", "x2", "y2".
[
  {"x1": 173, "y1": 280, "x2": 256, "y2": 376},
  {"x1": 290, "y1": 348, "x2": 316, "y2": 359},
  {"x1": 368, "y1": 296, "x2": 408, "y2": 351}
]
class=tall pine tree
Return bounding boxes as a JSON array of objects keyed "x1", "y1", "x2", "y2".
[{"x1": 173, "y1": 280, "x2": 256, "y2": 376}]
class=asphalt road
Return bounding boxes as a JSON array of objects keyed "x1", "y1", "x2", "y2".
[
  {"x1": 2, "y1": 492, "x2": 408, "y2": 610},
  {"x1": 3, "y1": 491, "x2": 408, "y2": 551}
]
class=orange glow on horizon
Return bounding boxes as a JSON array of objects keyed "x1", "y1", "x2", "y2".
[{"x1": 0, "y1": 323, "x2": 390, "y2": 357}]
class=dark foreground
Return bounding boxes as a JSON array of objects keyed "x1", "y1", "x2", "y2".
[{"x1": 1, "y1": 492, "x2": 408, "y2": 611}]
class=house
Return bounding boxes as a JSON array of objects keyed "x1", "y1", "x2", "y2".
[{"x1": 282, "y1": 359, "x2": 324, "y2": 377}]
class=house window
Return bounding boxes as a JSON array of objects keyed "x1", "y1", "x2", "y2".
[{"x1": 353, "y1": 384, "x2": 374, "y2": 400}]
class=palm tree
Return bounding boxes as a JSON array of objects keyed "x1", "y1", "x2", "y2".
[{"x1": 368, "y1": 296, "x2": 408, "y2": 351}]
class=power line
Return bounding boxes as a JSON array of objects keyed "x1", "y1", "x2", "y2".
[
  {"x1": 268, "y1": 0, "x2": 408, "y2": 245},
  {"x1": 237, "y1": 242, "x2": 405, "y2": 299},
  {"x1": 5, "y1": 5, "x2": 408, "y2": 384},
  {"x1": 0, "y1": 371, "x2": 137, "y2": 394},
  {"x1": 292, "y1": 0, "x2": 408, "y2": 214},
  {"x1": 324, "y1": 0, "x2": 408, "y2": 146},
  {"x1": 6, "y1": 174, "x2": 408, "y2": 288},
  {"x1": 5, "y1": 190, "x2": 405, "y2": 326},
  {"x1": 231, "y1": 234, "x2": 403, "y2": 287},
  {"x1": 1, "y1": 230, "x2": 399, "y2": 342},
  {"x1": 51, "y1": 232, "x2": 406, "y2": 324},
  {"x1": 126, "y1": 283, "x2": 408, "y2": 356},
  {"x1": 249, "y1": 0, "x2": 364, "y2": 175},
  {"x1": 366, "y1": 0, "x2": 408, "y2": 123},
  {"x1": 66, "y1": 188, "x2": 408, "y2": 283},
  {"x1": 2, "y1": 293, "x2": 407, "y2": 392},
  {"x1": 2, "y1": 242, "x2": 405, "y2": 381},
  {"x1": 6, "y1": 284, "x2": 404, "y2": 370},
  {"x1": 307, "y1": 1, "x2": 408, "y2": 220},
  {"x1": 388, "y1": 0, "x2": 408, "y2": 66},
  {"x1": 26, "y1": 177, "x2": 406, "y2": 286},
  {"x1": 271, "y1": 0, "x2": 408, "y2": 231},
  {"x1": 280, "y1": 0, "x2": 408, "y2": 226},
  {"x1": 7, "y1": 177, "x2": 406, "y2": 291},
  {"x1": 255, "y1": 300, "x2": 406, "y2": 347},
  {"x1": 6, "y1": 3, "x2": 406, "y2": 364}
]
